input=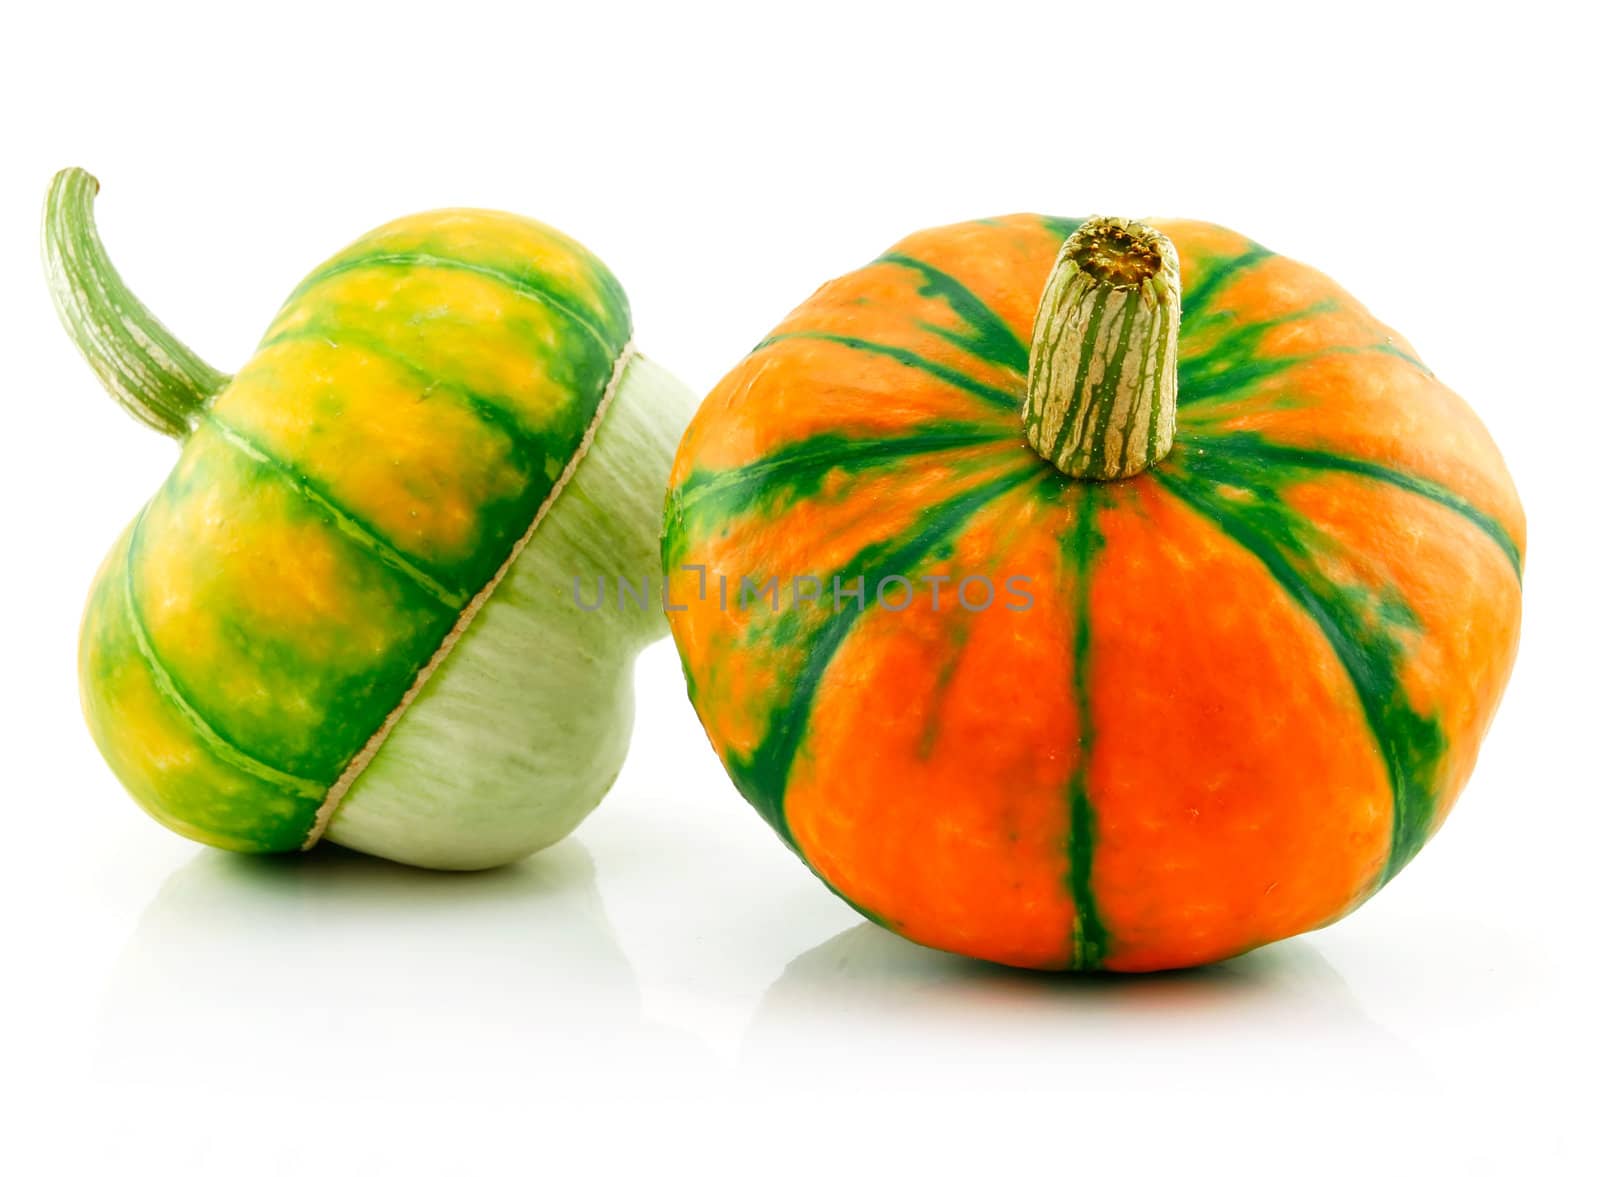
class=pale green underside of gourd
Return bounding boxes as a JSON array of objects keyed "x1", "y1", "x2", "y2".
[{"x1": 323, "y1": 354, "x2": 695, "y2": 869}]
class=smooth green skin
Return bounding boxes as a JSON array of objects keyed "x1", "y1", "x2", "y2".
[{"x1": 62, "y1": 173, "x2": 687, "y2": 864}]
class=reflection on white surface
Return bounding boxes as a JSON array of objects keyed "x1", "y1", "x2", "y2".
[
  {"x1": 746, "y1": 921, "x2": 1418, "y2": 1090},
  {"x1": 96, "y1": 839, "x2": 696, "y2": 1096}
]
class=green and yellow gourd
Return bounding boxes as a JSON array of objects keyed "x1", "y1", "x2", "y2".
[{"x1": 48, "y1": 168, "x2": 694, "y2": 869}]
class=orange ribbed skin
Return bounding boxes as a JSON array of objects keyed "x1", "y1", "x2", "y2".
[{"x1": 663, "y1": 215, "x2": 1523, "y2": 971}]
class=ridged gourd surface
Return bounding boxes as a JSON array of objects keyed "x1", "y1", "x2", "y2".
[
  {"x1": 662, "y1": 214, "x2": 1524, "y2": 972},
  {"x1": 81, "y1": 212, "x2": 632, "y2": 852}
]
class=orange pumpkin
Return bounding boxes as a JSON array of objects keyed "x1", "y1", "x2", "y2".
[{"x1": 662, "y1": 214, "x2": 1524, "y2": 972}]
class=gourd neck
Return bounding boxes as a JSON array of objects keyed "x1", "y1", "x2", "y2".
[
  {"x1": 42, "y1": 168, "x2": 228, "y2": 440},
  {"x1": 1022, "y1": 216, "x2": 1181, "y2": 480}
]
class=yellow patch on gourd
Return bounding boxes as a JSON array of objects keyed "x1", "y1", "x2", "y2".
[
  {"x1": 263, "y1": 265, "x2": 585, "y2": 438},
  {"x1": 81, "y1": 529, "x2": 302, "y2": 852},
  {"x1": 219, "y1": 335, "x2": 527, "y2": 568},
  {"x1": 132, "y1": 426, "x2": 438, "y2": 721},
  {"x1": 347, "y1": 210, "x2": 610, "y2": 307}
]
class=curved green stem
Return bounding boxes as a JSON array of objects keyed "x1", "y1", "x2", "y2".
[
  {"x1": 43, "y1": 168, "x2": 228, "y2": 439},
  {"x1": 1023, "y1": 216, "x2": 1181, "y2": 480}
]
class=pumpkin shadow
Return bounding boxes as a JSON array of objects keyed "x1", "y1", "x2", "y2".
[
  {"x1": 95, "y1": 839, "x2": 674, "y2": 1097},
  {"x1": 742, "y1": 920, "x2": 1416, "y2": 1088}
]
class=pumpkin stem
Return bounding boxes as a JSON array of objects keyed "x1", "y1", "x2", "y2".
[
  {"x1": 1023, "y1": 216, "x2": 1181, "y2": 480},
  {"x1": 42, "y1": 168, "x2": 229, "y2": 439}
]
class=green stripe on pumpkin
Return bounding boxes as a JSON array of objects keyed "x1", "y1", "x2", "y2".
[
  {"x1": 875, "y1": 252, "x2": 1030, "y2": 375},
  {"x1": 754, "y1": 332, "x2": 1019, "y2": 410},
  {"x1": 1178, "y1": 433, "x2": 1523, "y2": 579},
  {"x1": 726, "y1": 464, "x2": 1048, "y2": 846},
  {"x1": 1179, "y1": 243, "x2": 1275, "y2": 320},
  {"x1": 1154, "y1": 466, "x2": 1445, "y2": 878},
  {"x1": 1173, "y1": 252, "x2": 1428, "y2": 408},
  {"x1": 1039, "y1": 216, "x2": 1088, "y2": 241},
  {"x1": 1061, "y1": 483, "x2": 1110, "y2": 969},
  {"x1": 1177, "y1": 301, "x2": 1338, "y2": 404},
  {"x1": 663, "y1": 425, "x2": 1022, "y2": 569}
]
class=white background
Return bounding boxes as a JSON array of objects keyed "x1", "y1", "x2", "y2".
[{"x1": 3, "y1": 2, "x2": 1596, "y2": 1172}]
